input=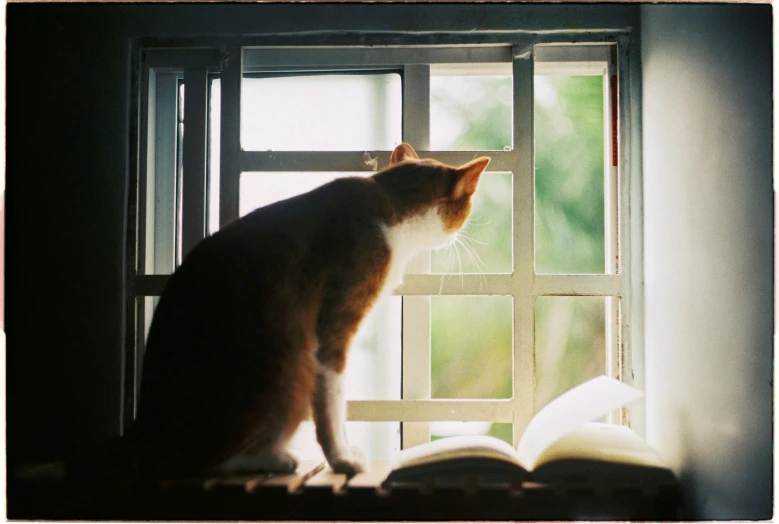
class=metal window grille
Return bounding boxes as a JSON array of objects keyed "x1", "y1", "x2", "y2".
[{"x1": 128, "y1": 38, "x2": 636, "y2": 449}]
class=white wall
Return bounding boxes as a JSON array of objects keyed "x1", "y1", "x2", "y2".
[{"x1": 641, "y1": 5, "x2": 773, "y2": 519}]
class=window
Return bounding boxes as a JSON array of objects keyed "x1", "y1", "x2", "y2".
[{"x1": 128, "y1": 39, "x2": 634, "y2": 464}]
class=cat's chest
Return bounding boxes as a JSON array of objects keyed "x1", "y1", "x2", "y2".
[
  {"x1": 380, "y1": 249, "x2": 411, "y2": 296},
  {"x1": 378, "y1": 208, "x2": 452, "y2": 296}
]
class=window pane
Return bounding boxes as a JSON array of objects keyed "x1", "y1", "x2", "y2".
[
  {"x1": 345, "y1": 295, "x2": 402, "y2": 401},
  {"x1": 535, "y1": 296, "x2": 608, "y2": 411},
  {"x1": 239, "y1": 172, "x2": 369, "y2": 216},
  {"x1": 430, "y1": 172, "x2": 512, "y2": 274},
  {"x1": 142, "y1": 71, "x2": 182, "y2": 274},
  {"x1": 241, "y1": 73, "x2": 402, "y2": 151},
  {"x1": 430, "y1": 66, "x2": 512, "y2": 151},
  {"x1": 430, "y1": 422, "x2": 512, "y2": 446},
  {"x1": 534, "y1": 75, "x2": 606, "y2": 274},
  {"x1": 431, "y1": 295, "x2": 512, "y2": 399},
  {"x1": 208, "y1": 77, "x2": 221, "y2": 236}
]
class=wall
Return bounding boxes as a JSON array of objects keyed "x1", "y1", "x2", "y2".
[
  {"x1": 6, "y1": 8, "x2": 132, "y2": 469},
  {"x1": 641, "y1": 5, "x2": 773, "y2": 519}
]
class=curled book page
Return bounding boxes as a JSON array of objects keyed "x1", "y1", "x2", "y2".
[{"x1": 515, "y1": 376, "x2": 643, "y2": 469}]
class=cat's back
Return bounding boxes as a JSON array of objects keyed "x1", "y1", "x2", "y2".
[
  {"x1": 147, "y1": 175, "x2": 391, "y2": 330},
  {"x1": 230, "y1": 175, "x2": 390, "y2": 243}
]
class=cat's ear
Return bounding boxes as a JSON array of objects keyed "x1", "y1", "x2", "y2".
[
  {"x1": 390, "y1": 143, "x2": 420, "y2": 165},
  {"x1": 452, "y1": 157, "x2": 490, "y2": 199}
]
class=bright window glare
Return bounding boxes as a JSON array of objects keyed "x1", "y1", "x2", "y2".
[
  {"x1": 241, "y1": 74, "x2": 402, "y2": 151},
  {"x1": 239, "y1": 172, "x2": 371, "y2": 216}
]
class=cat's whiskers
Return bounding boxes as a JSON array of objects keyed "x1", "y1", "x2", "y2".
[
  {"x1": 452, "y1": 235, "x2": 465, "y2": 288},
  {"x1": 455, "y1": 234, "x2": 489, "y2": 290},
  {"x1": 460, "y1": 236, "x2": 487, "y2": 274},
  {"x1": 458, "y1": 231, "x2": 488, "y2": 246},
  {"x1": 438, "y1": 245, "x2": 456, "y2": 295}
]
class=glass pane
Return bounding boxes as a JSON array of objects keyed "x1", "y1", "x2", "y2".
[
  {"x1": 430, "y1": 66, "x2": 512, "y2": 151},
  {"x1": 142, "y1": 71, "x2": 182, "y2": 274},
  {"x1": 430, "y1": 422, "x2": 512, "y2": 446},
  {"x1": 535, "y1": 296, "x2": 607, "y2": 411},
  {"x1": 431, "y1": 295, "x2": 512, "y2": 399},
  {"x1": 534, "y1": 75, "x2": 606, "y2": 274},
  {"x1": 288, "y1": 421, "x2": 401, "y2": 463},
  {"x1": 430, "y1": 172, "x2": 512, "y2": 274},
  {"x1": 241, "y1": 73, "x2": 402, "y2": 151},
  {"x1": 344, "y1": 295, "x2": 402, "y2": 401},
  {"x1": 239, "y1": 172, "x2": 371, "y2": 216},
  {"x1": 208, "y1": 77, "x2": 221, "y2": 236}
]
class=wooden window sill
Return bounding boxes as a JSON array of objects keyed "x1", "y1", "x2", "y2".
[{"x1": 9, "y1": 460, "x2": 681, "y2": 521}]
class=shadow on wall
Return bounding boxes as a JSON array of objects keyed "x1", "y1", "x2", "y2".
[{"x1": 674, "y1": 404, "x2": 773, "y2": 520}]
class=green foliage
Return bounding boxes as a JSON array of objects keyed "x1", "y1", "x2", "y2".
[
  {"x1": 535, "y1": 75, "x2": 605, "y2": 274},
  {"x1": 428, "y1": 73, "x2": 607, "y2": 444},
  {"x1": 430, "y1": 296, "x2": 513, "y2": 399}
]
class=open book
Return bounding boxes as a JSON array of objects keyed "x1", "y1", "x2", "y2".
[{"x1": 384, "y1": 376, "x2": 674, "y2": 485}]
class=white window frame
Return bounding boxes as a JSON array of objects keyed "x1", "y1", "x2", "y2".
[{"x1": 127, "y1": 37, "x2": 638, "y2": 449}]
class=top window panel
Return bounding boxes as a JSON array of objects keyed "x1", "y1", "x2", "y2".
[
  {"x1": 241, "y1": 46, "x2": 513, "y2": 152},
  {"x1": 242, "y1": 46, "x2": 512, "y2": 70},
  {"x1": 241, "y1": 73, "x2": 402, "y2": 151}
]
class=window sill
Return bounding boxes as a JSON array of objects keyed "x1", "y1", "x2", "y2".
[{"x1": 9, "y1": 460, "x2": 680, "y2": 520}]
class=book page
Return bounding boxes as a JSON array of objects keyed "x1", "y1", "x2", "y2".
[
  {"x1": 531, "y1": 422, "x2": 674, "y2": 483},
  {"x1": 534, "y1": 422, "x2": 668, "y2": 468},
  {"x1": 388, "y1": 434, "x2": 523, "y2": 471},
  {"x1": 515, "y1": 376, "x2": 643, "y2": 469}
]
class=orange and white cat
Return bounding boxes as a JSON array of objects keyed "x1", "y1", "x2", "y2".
[{"x1": 131, "y1": 144, "x2": 489, "y2": 477}]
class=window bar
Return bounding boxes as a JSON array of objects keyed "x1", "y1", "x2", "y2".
[
  {"x1": 180, "y1": 68, "x2": 209, "y2": 260},
  {"x1": 239, "y1": 150, "x2": 519, "y2": 172},
  {"x1": 511, "y1": 45, "x2": 536, "y2": 448},
  {"x1": 348, "y1": 399, "x2": 514, "y2": 423},
  {"x1": 617, "y1": 40, "x2": 637, "y2": 427},
  {"x1": 126, "y1": 64, "x2": 154, "y2": 427},
  {"x1": 131, "y1": 272, "x2": 622, "y2": 299},
  {"x1": 219, "y1": 46, "x2": 242, "y2": 230},
  {"x1": 400, "y1": 64, "x2": 432, "y2": 449},
  {"x1": 137, "y1": 68, "x2": 153, "y2": 277},
  {"x1": 242, "y1": 45, "x2": 513, "y2": 70},
  {"x1": 395, "y1": 273, "x2": 621, "y2": 297}
]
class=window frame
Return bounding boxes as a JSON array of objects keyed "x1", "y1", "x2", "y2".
[{"x1": 126, "y1": 33, "x2": 641, "y2": 450}]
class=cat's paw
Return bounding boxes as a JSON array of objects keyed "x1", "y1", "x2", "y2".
[
  {"x1": 327, "y1": 446, "x2": 367, "y2": 476},
  {"x1": 217, "y1": 449, "x2": 299, "y2": 475},
  {"x1": 263, "y1": 449, "x2": 299, "y2": 473}
]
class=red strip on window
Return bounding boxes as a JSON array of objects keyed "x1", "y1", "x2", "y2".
[{"x1": 610, "y1": 75, "x2": 618, "y2": 167}]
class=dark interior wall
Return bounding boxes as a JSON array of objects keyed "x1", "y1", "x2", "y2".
[
  {"x1": 641, "y1": 4, "x2": 773, "y2": 519},
  {"x1": 7, "y1": 7, "x2": 133, "y2": 468},
  {"x1": 6, "y1": 2, "x2": 640, "y2": 469}
]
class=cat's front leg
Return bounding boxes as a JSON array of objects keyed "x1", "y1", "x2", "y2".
[{"x1": 312, "y1": 364, "x2": 366, "y2": 476}]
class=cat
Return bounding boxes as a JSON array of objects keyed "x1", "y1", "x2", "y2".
[{"x1": 130, "y1": 143, "x2": 490, "y2": 478}]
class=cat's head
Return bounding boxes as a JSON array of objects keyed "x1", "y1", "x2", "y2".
[{"x1": 373, "y1": 143, "x2": 490, "y2": 251}]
